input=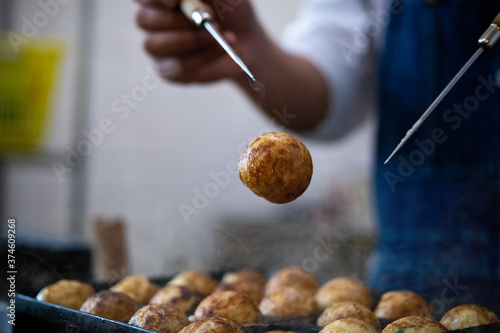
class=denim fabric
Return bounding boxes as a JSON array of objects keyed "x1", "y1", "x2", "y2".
[{"x1": 370, "y1": 0, "x2": 500, "y2": 311}]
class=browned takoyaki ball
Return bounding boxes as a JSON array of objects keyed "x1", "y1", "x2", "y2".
[
  {"x1": 167, "y1": 270, "x2": 217, "y2": 297},
  {"x1": 194, "y1": 290, "x2": 261, "y2": 325},
  {"x1": 128, "y1": 303, "x2": 190, "y2": 333},
  {"x1": 36, "y1": 279, "x2": 95, "y2": 310},
  {"x1": 149, "y1": 285, "x2": 204, "y2": 315},
  {"x1": 374, "y1": 290, "x2": 433, "y2": 320},
  {"x1": 179, "y1": 317, "x2": 244, "y2": 333},
  {"x1": 79, "y1": 290, "x2": 137, "y2": 322},
  {"x1": 214, "y1": 280, "x2": 264, "y2": 305},
  {"x1": 239, "y1": 132, "x2": 313, "y2": 204},
  {"x1": 221, "y1": 269, "x2": 267, "y2": 289},
  {"x1": 319, "y1": 318, "x2": 379, "y2": 333},
  {"x1": 440, "y1": 304, "x2": 499, "y2": 330},
  {"x1": 382, "y1": 316, "x2": 448, "y2": 333},
  {"x1": 317, "y1": 301, "x2": 380, "y2": 328},
  {"x1": 259, "y1": 286, "x2": 319, "y2": 318},
  {"x1": 110, "y1": 275, "x2": 160, "y2": 303},
  {"x1": 265, "y1": 267, "x2": 319, "y2": 295},
  {"x1": 314, "y1": 277, "x2": 374, "y2": 310}
]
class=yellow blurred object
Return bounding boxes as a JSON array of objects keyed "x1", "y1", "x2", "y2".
[{"x1": 0, "y1": 32, "x2": 64, "y2": 154}]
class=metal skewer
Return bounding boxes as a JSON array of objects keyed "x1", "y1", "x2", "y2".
[
  {"x1": 384, "y1": 12, "x2": 500, "y2": 164},
  {"x1": 180, "y1": 0, "x2": 255, "y2": 82}
]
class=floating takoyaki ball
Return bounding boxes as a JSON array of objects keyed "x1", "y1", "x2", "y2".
[{"x1": 239, "y1": 132, "x2": 313, "y2": 204}]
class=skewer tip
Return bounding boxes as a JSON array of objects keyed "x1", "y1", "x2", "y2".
[
  {"x1": 384, "y1": 147, "x2": 400, "y2": 165},
  {"x1": 244, "y1": 69, "x2": 256, "y2": 82}
]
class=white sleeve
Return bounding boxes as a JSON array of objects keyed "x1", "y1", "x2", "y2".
[{"x1": 281, "y1": 0, "x2": 386, "y2": 140}]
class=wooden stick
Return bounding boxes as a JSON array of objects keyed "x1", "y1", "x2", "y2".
[
  {"x1": 493, "y1": 12, "x2": 500, "y2": 26},
  {"x1": 93, "y1": 217, "x2": 129, "y2": 281}
]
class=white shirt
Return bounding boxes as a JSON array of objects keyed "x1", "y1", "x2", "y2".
[{"x1": 281, "y1": 0, "x2": 388, "y2": 140}]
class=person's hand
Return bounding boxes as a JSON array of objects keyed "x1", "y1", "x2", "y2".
[
  {"x1": 136, "y1": 0, "x2": 329, "y2": 132},
  {"x1": 135, "y1": 0, "x2": 261, "y2": 83}
]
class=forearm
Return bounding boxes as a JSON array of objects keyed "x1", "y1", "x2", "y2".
[{"x1": 235, "y1": 29, "x2": 330, "y2": 133}]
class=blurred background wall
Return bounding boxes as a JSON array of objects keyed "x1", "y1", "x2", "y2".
[{"x1": 1, "y1": 0, "x2": 377, "y2": 283}]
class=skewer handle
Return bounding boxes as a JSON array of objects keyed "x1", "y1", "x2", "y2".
[
  {"x1": 180, "y1": 0, "x2": 212, "y2": 25},
  {"x1": 479, "y1": 12, "x2": 500, "y2": 49},
  {"x1": 493, "y1": 12, "x2": 500, "y2": 26}
]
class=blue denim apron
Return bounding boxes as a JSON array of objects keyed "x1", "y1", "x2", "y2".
[{"x1": 370, "y1": 0, "x2": 500, "y2": 312}]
